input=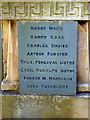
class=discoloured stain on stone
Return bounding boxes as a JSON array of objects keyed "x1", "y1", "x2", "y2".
[{"x1": 2, "y1": 95, "x2": 88, "y2": 118}]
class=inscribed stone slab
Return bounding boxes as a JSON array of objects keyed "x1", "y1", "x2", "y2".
[{"x1": 18, "y1": 21, "x2": 77, "y2": 95}]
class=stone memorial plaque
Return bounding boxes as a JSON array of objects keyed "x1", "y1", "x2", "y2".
[{"x1": 18, "y1": 21, "x2": 77, "y2": 95}]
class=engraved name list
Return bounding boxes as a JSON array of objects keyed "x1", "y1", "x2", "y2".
[{"x1": 18, "y1": 21, "x2": 77, "y2": 95}]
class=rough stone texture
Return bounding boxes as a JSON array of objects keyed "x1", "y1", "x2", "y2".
[
  {"x1": 1, "y1": 93, "x2": 89, "y2": 118},
  {"x1": 2, "y1": 95, "x2": 17, "y2": 118}
]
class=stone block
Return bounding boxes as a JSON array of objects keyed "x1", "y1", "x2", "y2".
[
  {"x1": 1, "y1": 94, "x2": 89, "y2": 118},
  {"x1": 0, "y1": 1, "x2": 89, "y2": 20},
  {"x1": 2, "y1": 95, "x2": 17, "y2": 118}
]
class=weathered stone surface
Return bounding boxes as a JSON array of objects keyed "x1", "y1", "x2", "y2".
[
  {"x1": 2, "y1": 95, "x2": 17, "y2": 118},
  {"x1": 1, "y1": 94, "x2": 89, "y2": 118},
  {"x1": 1, "y1": 80, "x2": 19, "y2": 91},
  {"x1": 77, "y1": 22, "x2": 89, "y2": 84},
  {"x1": 1, "y1": 21, "x2": 19, "y2": 91},
  {"x1": 0, "y1": 1, "x2": 90, "y2": 20},
  {"x1": 2, "y1": 20, "x2": 9, "y2": 78},
  {"x1": 6, "y1": 21, "x2": 19, "y2": 82}
]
